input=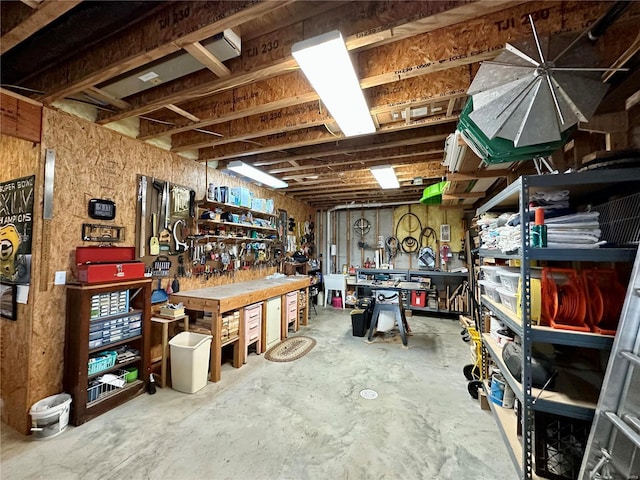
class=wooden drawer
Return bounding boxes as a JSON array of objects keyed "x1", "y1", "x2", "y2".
[
  {"x1": 246, "y1": 318, "x2": 261, "y2": 343},
  {"x1": 244, "y1": 302, "x2": 262, "y2": 344},
  {"x1": 244, "y1": 303, "x2": 262, "y2": 323},
  {"x1": 286, "y1": 292, "x2": 297, "y2": 309}
]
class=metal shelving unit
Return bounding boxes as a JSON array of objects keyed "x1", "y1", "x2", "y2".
[{"x1": 475, "y1": 168, "x2": 640, "y2": 480}]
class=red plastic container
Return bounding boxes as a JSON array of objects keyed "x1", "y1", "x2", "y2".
[{"x1": 411, "y1": 290, "x2": 426, "y2": 307}]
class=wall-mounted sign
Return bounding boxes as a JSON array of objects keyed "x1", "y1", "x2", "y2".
[{"x1": 1, "y1": 175, "x2": 34, "y2": 284}]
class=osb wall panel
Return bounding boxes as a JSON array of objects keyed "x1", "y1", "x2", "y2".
[
  {"x1": 1, "y1": 134, "x2": 39, "y2": 433},
  {"x1": 26, "y1": 108, "x2": 313, "y2": 422}
]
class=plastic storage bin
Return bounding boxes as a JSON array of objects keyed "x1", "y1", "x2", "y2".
[
  {"x1": 496, "y1": 286, "x2": 517, "y2": 312},
  {"x1": 481, "y1": 265, "x2": 502, "y2": 283},
  {"x1": 30, "y1": 393, "x2": 72, "y2": 439},
  {"x1": 169, "y1": 332, "x2": 213, "y2": 393},
  {"x1": 498, "y1": 268, "x2": 521, "y2": 293},
  {"x1": 479, "y1": 279, "x2": 502, "y2": 303}
]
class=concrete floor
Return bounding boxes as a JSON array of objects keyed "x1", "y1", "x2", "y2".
[{"x1": 2, "y1": 307, "x2": 516, "y2": 480}]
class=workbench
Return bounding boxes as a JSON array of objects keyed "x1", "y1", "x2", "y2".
[{"x1": 169, "y1": 276, "x2": 310, "y2": 382}]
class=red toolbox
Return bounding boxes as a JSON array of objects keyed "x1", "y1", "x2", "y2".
[
  {"x1": 410, "y1": 290, "x2": 427, "y2": 307},
  {"x1": 76, "y1": 246, "x2": 145, "y2": 284}
]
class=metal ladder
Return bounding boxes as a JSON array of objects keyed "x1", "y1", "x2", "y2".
[{"x1": 579, "y1": 245, "x2": 640, "y2": 480}]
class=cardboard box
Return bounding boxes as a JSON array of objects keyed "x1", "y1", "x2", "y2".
[
  {"x1": 159, "y1": 306, "x2": 185, "y2": 317},
  {"x1": 478, "y1": 388, "x2": 490, "y2": 411}
]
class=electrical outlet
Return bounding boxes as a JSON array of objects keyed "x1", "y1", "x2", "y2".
[{"x1": 54, "y1": 271, "x2": 66, "y2": 285}]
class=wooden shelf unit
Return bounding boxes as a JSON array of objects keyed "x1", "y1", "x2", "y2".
[{"x1": 64, "y1": 279, "x2": 152, "y2": 426}]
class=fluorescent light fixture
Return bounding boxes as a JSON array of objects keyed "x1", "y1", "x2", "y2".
[
  {"x1": 227, "y1": 161, "x2": 288, "y2": 189},
  {"x1": 370, "y1": 165, "x2": 399, "y2": 189},
  {"x1": 292, "y1": 31, "x2": 375, "y2": 137}
]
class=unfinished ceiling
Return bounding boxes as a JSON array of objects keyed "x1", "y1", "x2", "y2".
[{"x1": 2, "y1": 0, "x2": 639, "y2": 209}]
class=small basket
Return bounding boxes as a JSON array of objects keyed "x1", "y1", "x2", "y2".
[
  {"x1": 87, "y1": 369, "x2": 128, "y2": 403},
  {"x1": 87, "y1": 351, "x2": 117, "y2": 375}
]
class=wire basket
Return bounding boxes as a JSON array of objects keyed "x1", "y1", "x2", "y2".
[
  {"x1": 87, "y1": 369, "x2": 128, "y2": 404},
  {"x1": 593, "y1": 192, "x2": 640, "y2": 247},
  {"x1": 87, "y1": 351, "x2": 117, "y2": 375}
]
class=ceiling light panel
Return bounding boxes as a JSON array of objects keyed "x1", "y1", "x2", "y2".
[
  {"x1": 227, "y1": 161, "x2": 288, "y2": 189},
  {"x1": 370, "y1": 165, "x2": 399, "y2": 189},
  {"x1": 292, "y1": 31, "x2": 375, "y2": 137}
]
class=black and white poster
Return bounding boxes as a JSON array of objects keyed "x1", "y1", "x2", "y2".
[{"x1": 1, "y1": 175, "x2": 35, "y2": 285}]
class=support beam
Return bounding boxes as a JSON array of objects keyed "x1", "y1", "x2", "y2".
[
  {"x1": 447, "y1": 170, "x2": 511, "y2": 181},
  {"x1": 29, "y1": 1, "x2": 292, "y2": 103},
  {"x1": 171, "y1": 101, "x2": 332, "y2": 151},
  {"x1": 442, "y1": 192, "x2": 486, "y2": 200},
  {"x1": 183, "y1": 42, "x2": 232, "y2": 78},
  {"x1": 1, "y1": 0, "x2": 81, "y2": 55},
  {"x1": 166, "y1": 104, "x2": 201, "y2": 123},
  {"x1": 199, "y1": 123, "x2": 454, "y2": 162},
  {"x1": 97, "y1": 0, "x2": 533, "y2": 125},
  {"x1": 85, "y1": 87, "x2": 131, "y2": 110}
]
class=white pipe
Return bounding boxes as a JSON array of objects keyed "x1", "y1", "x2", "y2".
[{"x1": 327, "y1": 200, "x2": 419, "y2": 212}]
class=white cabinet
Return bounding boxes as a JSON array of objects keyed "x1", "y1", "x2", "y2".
[{"x1": 265, "y1": 296, "x2": 281, "y2": 350}]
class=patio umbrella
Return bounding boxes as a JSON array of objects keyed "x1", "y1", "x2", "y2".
[{"x1": 467, "y1": 16, "x2": 614, "y2": 148}]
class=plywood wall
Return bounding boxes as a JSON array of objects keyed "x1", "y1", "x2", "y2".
[
  {"x1": 1, "y1": 107, "x2": 313, "y2": 434},
  {"x1": 330, "y1": 205, "x2": 465, "y2": 273},
  {"x1": 0, "y1": 134, "x2": 40, "y2": 434}
]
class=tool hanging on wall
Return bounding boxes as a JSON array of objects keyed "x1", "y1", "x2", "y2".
[
  {"x1": 385, "y1": 236, "x2": 399, "y2": 262},
  {"x1": 171, "y1": 185, "x2": 191, "y2": 218},
  {"x1": 395, "y1": 212, "x2": 422, "y2": 255},
  {"x1": 158, "y1": 182, "x2": 172, "y2": 250},
  {"x1": 418, "y1": 226, "x2": 440, "y2": 270},
  {"x1": 172, "y1": 219, "x2": 188, "y2": 253},
  {"x1": 353, "y1": 217, "x2": 371, "y2": 237},
  {"x1": 81, "y1": 223, "x2": 125, "y2": 243},
  {"x1": 137, "y1": 176, "x2": 147, "y2": 258},
  {"x1": 152, "y1": 255, "x2": 171, "y2": 277},
  {"x1": 150, "y1": 179, "x2": 165, "y2": 255}
]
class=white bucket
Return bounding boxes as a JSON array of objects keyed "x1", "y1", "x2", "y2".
[
  {"x1": 30, "y1": 393, "x2": 72, "y2": 439},
  {"x1": 502, "y1": 383, "x2": 515, "y2": 409}
]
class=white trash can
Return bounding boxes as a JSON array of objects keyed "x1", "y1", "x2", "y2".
[
  {"x1": 30, "y1": 393, "x2": 72, "y2": 439},
  {"x1": 169, "y1": 332, "x2": 213, "y2": 393}
]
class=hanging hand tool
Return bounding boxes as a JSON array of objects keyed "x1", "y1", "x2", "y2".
[
  {"x1": 172, "y1": 219, "x2": 188, "y2": 252},
  {"x1": 150, "y1": 179, "x2": 164, "y2": 255},
  {"x1": 149, "y1": 214, "x2": 160, "y2": 255},
  {"x1": 158, "y1": 182, "x2": 172, "y2": 250},
  {"x1": 137, "y1": 176, "x2": 147, "y2": 258}
]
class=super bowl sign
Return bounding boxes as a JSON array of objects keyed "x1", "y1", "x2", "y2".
[{"x1": 1, "y1": 175, "x2": 34, "y2": 284}]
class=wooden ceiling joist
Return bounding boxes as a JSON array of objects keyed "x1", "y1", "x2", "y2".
[
  {"x1": 446, "y1": 170, "x2": 511, "y2": 181},
  {"x1": 138, "y1": 67, "x2": 472, "y2": 140},
  {"x1": 96, "y1": 0, "x2": 542, "y2": 126},
  {"x1": 183, "y1": 41, "x2": 232, "y2": 78},
  {"x1": 1, "y1": 0, "x2": 82, "y2": 55},
  {"x1": 200, "y1": 122, "x2": 455, "y2": 163},
  {"x1": 442, "y1": 192, "x2": 486, "y2": 200},
  {"x1": 165, "y1": 104, "x2": 201, "y2": 123},
  {"x1": 28, "y1": 0, "x2": 293, "y2": 103}
]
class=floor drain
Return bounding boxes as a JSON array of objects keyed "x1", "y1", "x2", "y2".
[{"x1": 360, "y1": 389, "x2": 378, "y2": 400}]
